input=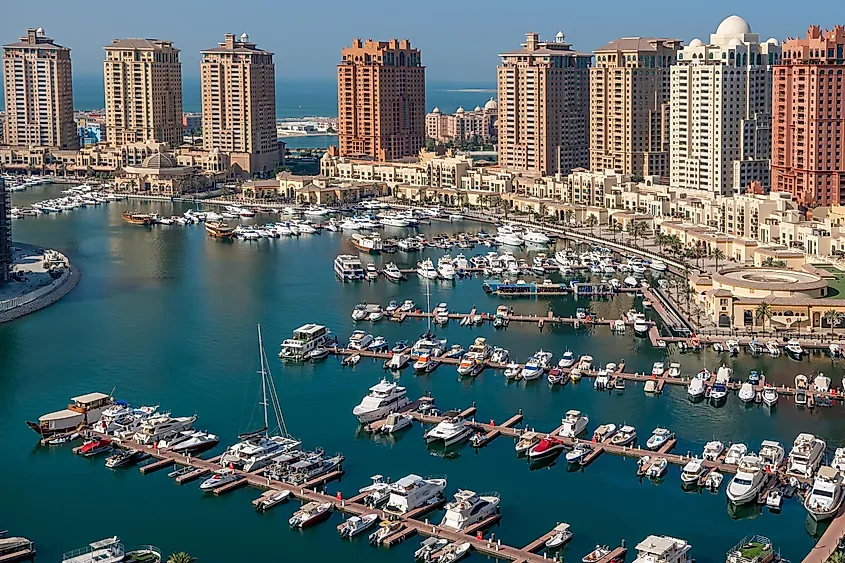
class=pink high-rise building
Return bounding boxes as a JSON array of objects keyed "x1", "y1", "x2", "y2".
[{"x1": 772, "y1": 25, "x2": 845, "y2": 205}]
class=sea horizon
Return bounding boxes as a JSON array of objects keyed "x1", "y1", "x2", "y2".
[{"x1": 0, "y1": 76, "x2": 497, "y2": 120}]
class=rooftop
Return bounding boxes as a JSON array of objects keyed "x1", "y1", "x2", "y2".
[{"x1": 105, "y1": 38, "x2": 178, "y2": 52}]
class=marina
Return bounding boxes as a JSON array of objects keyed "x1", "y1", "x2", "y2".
[{"x1": 5, "y1": 185, "x2": 845, "y2": 562}]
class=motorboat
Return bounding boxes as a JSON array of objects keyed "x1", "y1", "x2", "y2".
[
  {"x1": 759, "y1": 440, "x2": 785, "y2": 472},
  {"x1": 279, "y1": 323, "x2": 334, "y2": 360},
  {"x1": 495, "y1": 225, "x2": 524, "y2": 247},
  {"x1": 726, "y1": 339, "x2": 740, "y2": 356},
  {"x1": 521, "y1": 355, "x2": 544, "y2": 380},
  {"x1": 761, "y1": 385, "x2": 778, "y2": 407},
  {"x1": 456, "y1": 353, "x2": 483, "y2": 377},
  {"x1": 547, "y1": 368, "x2": 565, "y2": 385},
  {"x1": 558, "y1": 350, "x2": 576, "y2": 368},
  {"x1": 514, "y1": 431, "x2": 541, "y2": 455},
  {"x1": 647, "y1": 457, "x2": 668, "y2": 478},
  {"x1": 385, "y1": 351, "x2": 410, "y2": 371},
  {"x1": 439, "y1": 490, "x2": 500, "y2": 531},
  {"x1": 424, "y1": 414, "x2": 473, "y2": 446},
  {"x1": 646, "y1": 428, "x2": 673, "y2": 450},
  {"x1": 651, "y1": 362, "x2": 665, "y2": 377},
  {"x1": 558, "y1": 410, "x2": 589, "y2": 438},
  {"x1": 680, "y1": 458, "x2": 705, "y2": 486},
  {"x1": 417, "y1": 258, "x2": 439, "y2": 280},
  {"x1": 339, "y1": 514, "x2": 380, "y2": 538},
  {"x1": 631, "y1": 536, "x2": 691, "y2": 563},
  {"x1": 805, "y1": 466, "x2": 845, "y2": 521},
  {"x1": 766, "y1": 341, "x2": 780, "y2": 357},
  {"x1": 814, "y1": 373, "x2": 832, "y2": 393},
  {"x1": 724, "y1": 443, "x2": 748, "y2": 465},
  {"x1": 199, "y1": 468, "x2": 242, "y2": 491},
  {"x1": 253, "y1": 489, "x2": 292, "y2": 511},
  {"x1": 565, "y1": 443, "x2": 593, "y2": 464},
  {"x1": 27, "y1": 392, "x2": 114, "y2": 437},
  {"x1": 334, "y1": 254, "x2": 365, "y2": 281},
  {"x1": 415, "y1": 538, "x2": 449, "y2": 561},
  {"x1": 687, "y1": 377, "x2": 705, "y2": 400},
  {"x1": 365, "y1": 264, "x2": 380, "y2": 281},
  {"x1": 367, "y1": 336, "x2": 388, "y2": 351},
  {"x1": 132, "y1": 414, "x2": 197, "y2": 445},
  {"x1": 737, "y1": 382, "x2": 755, "y2": 403},
  {"x1": 610, "y1": 425, "x2": 637, "y2": 447},
  {"x1": 436, "y1": 542, "x2": 472, "y2": 563},
  {"x1": 368, "y1": 308, "x2": 384, "y2": 322},
  {"x1": 158, "y1": 430, "x2": 219, "y2": 454},
  {"x1": 104, "y1": 448, "x2": 145, "y2": 468},
  {"x1": 830, "y1": 343, "x2": 842, "y2": 358},
  {"x1": 787, "y1": 433, "x2": 826, "y2": 478},
  {"x1": 352, "y1": 378, "x2": 410, "y2": 423},
  {"x1": 413, "y1": 353, "x2": 439, "y2": 373},
  {"x1": 704, "y1": 471, "x2": 724, "y2": 491},
  {"x1": 545, "y1": 523, "x2": 573, "y2": 549},
  {"x1": 384, "y1": 474, "x2": 447, "y2": 514},
  {"x1": 727, "y1": 454, "x2": 765, "y2": 504},
  {"x1": 490, "y1": 347, "x2": 510, "y2": 364},
  {"x1": 343, "y1": 354, "x2": 361, "y2": 367},
  {"x1": 348, "y1": 330, "x2": 374, "y2": 350},
  {"x1": 504, "y1": 363, "x2": 522, "y2": 380},
  {"x1": 747, "y1": 339, "x2": 763, "y2": 355},
  {"x1": 766, "y1": 489, "x2": 783, "y2": 511},
  {"x1": 383, "y1": 263, "x2": 405, "y2": 282},
  {"x1": 400, "y1": 299, "x2": 416, "y2": 312},
  {"x1": 528, "y1": 435, "x2": 567, "y2": 460},
  {"x1": 369, "y1": 520, "x2": 403, "y2": 545},
  {"x1": 380, "y1": 413, "x2": 413, "y2": 434},
  {"x1": 437, "y1": 257, "x2": 457, "y2": 280},
  {"x1": 61, "y1": 537, "x2": 128, "y2": 563},
  {"x1": 668, "y1": 363, "x2": 681, "y2": 378},
  {"x1": 785, "y1": 339, "x2": 804, "y2": 360},
  {"x1": 702, "y1": 441, "x2": 724, "y2": 462},
  {"x1": 351, "y1": 304, "x2": 369, "y2": 322},
  {"x1": 613, "y1": 377, "x2": 626, "y2": 392},
  {"x1": 833, "y1": 448, "x2": 845, "y2": 472},
  {"x1": 582, "y1": 546, "x2": 612, "y2": 563},
  {"x1": 522, "y1": 229, "x2": 551, "y2": 245},
  {"x1": 289, "y1": 502, "x2": 333, "y2": 528}
]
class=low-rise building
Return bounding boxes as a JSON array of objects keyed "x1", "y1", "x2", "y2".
[
  {"x1": 425, "y1": 100, "x2": 498, "y2": 144},
  {"x1": 114, "y1": 152, "x2": 213, "y2": 196}
]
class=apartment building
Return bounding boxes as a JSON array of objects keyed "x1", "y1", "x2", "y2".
[{"x1": 426, "y1": 100, "x2": 498, "y2": 143}]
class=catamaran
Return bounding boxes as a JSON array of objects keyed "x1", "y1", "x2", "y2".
[{"x1": 220, "y1": 326, "x2": 302, "y2": 472}]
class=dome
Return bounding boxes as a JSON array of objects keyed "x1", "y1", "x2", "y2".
[
  {"x1": 555, "y1": 31, "x2": 565, "y2": 43},
  {"x1": 473, "y1": 106, "x2": 482, "y2": 112},
  {"x1": 36, "y1": 27, "x2": 44, "y2": 35},
  {"x1": 431, "y1": 107, "x2": 440, "y2": 113},
  {"x1": 689, "y1": 38, "x2": 704, "y2": 48},
  {"x1": 766, "y1": 37, "x2": 780, "y2": 46},
  {"x1": 716, "y1": 15, "x2": 751, "y2": 38},
  {"x1": 728, "y1": 37, "x2": 743, "y2": 48},
  {"x1": 141, "y1": 152, "x2": 176, "y2": 169},
  {"x1": 456, "y1": 106, "x2": 465, "y2": 114},
  {"x1": 484, "y1": 98, "x2": 498, "y2": 111},
  {"x1": 240, "y1": 32, "x2": 249, "y2": 42}
]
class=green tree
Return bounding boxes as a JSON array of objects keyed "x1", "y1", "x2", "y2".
[
  {"x1": 653, "y1": 232, "x2": 666, "y2": 253},
  {"x1": 826, "y1": 550, "x2": 845, "y2": 563},
  {"x1": 167, "y1": 553, "x2": 196, "y2": 563},
  {"x1": 538, "y1": 202, "x2": 548, "y2": 225},
  {"x1": 755, "y1": 301, "x2": 774, "y2": 331},
  {"x1": 585, "y1": 214, "x2": 598, "y2": 234},
  {"x1": 711, "y1": 248, "x2": 726, "y2": 272},
  {"x1": 824, "y1": 309, "x2": 840, "y2": 334}
]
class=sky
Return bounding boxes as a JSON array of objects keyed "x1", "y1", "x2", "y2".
[{"x1": 2, "y1": 0, "x2": 845, "y2": 83}]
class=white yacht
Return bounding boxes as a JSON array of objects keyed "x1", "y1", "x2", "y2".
[
  {"x1": 805, "y1": 466, "x2": 845, "y2": 521},
  {"x1": 279, "y1": 324, "x2": 333, "y2": 360},
  {"x1": 727, "y1": 454, "x2": 766, "y2": 505},
  {"x1": 702, "y1": 441, "x2": 724, "y2": 461},
  {"x1": 495, "y1": 225, "x2": 524, "y2": 247},
  {"x1": 724, "y1": 443, "x2": 748, "y2": 465},
  {"x1": 651, "y1": 362, "x2": 665, "y2": 377},
  {"x1": 62, "y1": 537, "x2": 126, "y2": 563},
  {"x1": 759, "y1": 440, "x2": 785, "y2": 471},
  {"x1": 558, "y1": 410, "x2": 589, "y2": 438},
  {"x1": 132, "y1": 413, "x2": 197, "y2": 445},
  {"x1": 649, "y1": 259, "x2": 668, "y2": 272},
  {"x1": 424, "y1": 414, "x2": 473, "y2": 446},
  {"x1": 737, "y1": 382, "x2": 755, "y2": 403},
  {"x1": 439, "y1": 490, "x2": 500, "y2": 531},
  {"x1": 646, "y1": 428, "x2": 673, "y2": 450},
  {"x1": 631, "y1": 536, "x2": 692, "y2": 563},
  {"x1": 558, "y1": 350, "x2": 576, "y2": 368},
  {"x1": 785, "y1": 339, "x2": 804, "y2": 359},
  {"x1": 467, "y1": 337, "x2": 492, "y2": 360},
  {"x1": 384, "y1": 474, "x2": 447, "y2": 514},
  {"x1": 521, "y1": 229, "x2": 551, "y2": 245},
  {"x1": 521, "y1": 354, "x2": 544, "y2": 380},
  {"x1": 787, "y1": 433, "x2": 826, "y2": 478},
  {"x1": 687, "y1": 376, "x2": 706, "y2": 400},
  {"x1": 199, "y1": 468, "x2": 241, "y2": 491},
  {"x1": 417, "y1": 258, "x2": 439, "y2": 280},
  {"x1": 334, "y1": 254, "x2": 364, "y2": 281},
  {"x1": 761, "y1": 385, "x2": 778, "y2": 407},
  {"x1": 352, "y1": 378, "x2": 410, "y2": 423},
  {"x1": 437, "y1": 257, "x2": 456, "y2": 280},
  {"x1": 680, "y1": 458, "x2": 705, "y2": 486},
  {"x1": 348, "y1": 330, "x2": 373, "y2": 350}
]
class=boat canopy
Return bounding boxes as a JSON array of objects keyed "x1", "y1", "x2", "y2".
[{"x1": 71, "y1": 392, "x2": 110, "y2": 405}]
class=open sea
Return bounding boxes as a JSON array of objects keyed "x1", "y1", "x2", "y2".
[{"x1": 1, "y1": 183, "x2": 842, "y2": 562}]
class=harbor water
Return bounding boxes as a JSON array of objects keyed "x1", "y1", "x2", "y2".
[{"x1": 1, "y1": 184, "x2": 842, "y2": 562}]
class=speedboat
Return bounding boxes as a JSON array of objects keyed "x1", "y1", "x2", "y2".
[
  {"x1": 702, "y1": 440, "x2": 724, "y2": 461},
  {"x1": 289, "y1": 502, "x2": 333, "y2": 528},
  {"x1": 582, "y1": 546, "x2": 611, "y2": 563},
  {"x1": 766, "y1": 341, "x2": 780, "y2": 357},
  {"x1": 558, "y1": 350, "x2": 576, "y2": 368},
  {"x1": 647, "y1": 457, "x2": 668, "y2": 478},
  {"x1": 724, "y1": 443, "x2": 748, "y2": 465},
  {"x1": 503, "y1": 363, "x2": 521, "y2": 380},
  {"x1": 424, "y1": 415, "x2": 473, "y2": 446},
  {"x1": 104, "y1": 448, "x2": 145, "y2": 469},
  {"x1": 558, "y1": 410, "x2": 589, "y2": 438},
  {"x1": 339, "y1": 514, "x2": 379, "y2": 538},
  {"x1": 727, "y1": 454, "x2": 765, "y2": 505},
  {"x1": 380, "y1": 413, "x2": 413, "y2": 434},
  {"x1": 704, "y1": 471, "x2": 724, "y2": 491},
  {"x1": 785, "y1": 339, "x2": 804, "y2": 360},
  {"x1": 415, "y1": 538, "x2": 449, "y2": 560},
  {"x1": 830, "y1": 343, "x2": 842, "y2": 358},
  {"x1": 545, "y1": 523, "x2": 573, "y2": 549},
  {"x1": 763, "y1": 384, "x2": 779, "y2": 407},
  {"x1": 646, "y1": 428, "x2": 673, "y2": 450},
  {"x1": 439, "y1": 490, "x2": 500, "y2": 531},
  {"x1": 352, "y1": 378, "x2": 411, "y2": 423},
  {"x1": 667, "y1": 363, "x2": 681, "y2": 378},
  {"x1": 521, "y1": 355, "x2": 544, "y2": 380},
  {"x1": 651, "y1": 362, "x2": 665, "y2": 377},
  {"x1": 805, "y1": 466, "x2": 845, "y2": 521},
  {"x1": 528, "y1": 435, "x2": 566, "y2": 460},
  {"x1": 687, "y1": 377, "x2": 705, "y2": 400},
  {"x1": 726, "y1": 339, "x2": 740, "y2": 356},
  {"x1": 565, "y1": 443, "x2": 593, "y2": 464},
  {"x1": 833, "y1": 448, "x2": 845, "y2": 472},
  {"x1": 199, "y1": 469, "x2": 241, "y2": 491},
  {"x1": 680, "y1": 458, "x2": 705, "y2": 486},
  {"x1": 738, "y1": 382, "x2": 755, "y2": 403},
  {"x1": 610, "y1": 425, "x2": 637, "y2": 447}
]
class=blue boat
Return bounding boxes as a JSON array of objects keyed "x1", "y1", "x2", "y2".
[{"x1": 748, "y1": 370, "x2": 761, "y2": 384}]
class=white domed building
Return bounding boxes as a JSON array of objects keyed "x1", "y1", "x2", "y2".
[
  {"x1": 670, "y1": 16, "x2": 781, "y2": 196},
  {"x1": 425, "y1": 97, "x2": 498, "y2": 144},
  {"x1": 117, "y1": 152, "x2": 205, "y2": 197}
]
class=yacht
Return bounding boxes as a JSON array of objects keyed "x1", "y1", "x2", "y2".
[
  {"x1": 787, "y1": 433, "x2": 826, "y2": 478},
  {"x1": 558, "y1": 350, "x2": 576, "y2": 368},
  {"x1": 558, "y1": 410, "x2": 589, "y2": 438},
  {"x1": 424, "y1": 414, "x2": 473, "y2": 446},
  {"x1": 724, "y1": 443, "x2": 748, "y2": 465},
  {"x1": 289, "y1": 502, "x2": 333, "y2": 528},
  {"x1": 737, "y1": 383, "x2": 755, "y2": 403},
  {"x1": 348, "y1": 330, "x2": 374, "y2": 350},
  {"x1": 805, "y1": 466, "x2": 845, "y2": 521},
  {"x1": 162, "y1": 430, "x2": 219, "y2": 454},
  {"x1": 132, "y1": 414, "x2": 197, "y2": 445},
  {"x1": 413, "y1": 352, "x2": 439, "y2": 373},
  {"x1": 631, "y1": 536, "x2": 692, "y2": 563},
  {"x1": 456, "y1": 353, "x2": 483, "y2": 377},
  {"x1": 416, "y1": 258, "x2": 439, "y2": 280},
  {"x1": 727, "y1": 454, "x2": 766, "y2": 504},
  {"x1": 199, "y1": 468, "x2": 241, "y2": 491},
  {"x1": 334, "y1": 254, "x2": 364, "y2": 281},
  {"x1": 521, "y1": 229, "x2": 551, "y2": 245},
  {"x1": 495, "y1": 225, "x2": 524, "y2": 247},
  {"x1": 759, "y1": 440, "x2": 785, "y2": 471},
  {"x1": 680, "y1": 459, "x2": 705, "y2": 486},
  {"x1": 702, "y1": 441, "x2": 724, "y2": 461},
  {"x1": 649, "y1": 259, "x2": 668, "y2": 272},
  {"x1": 520, "y1": 354, "x2": 544, "y2": 380},
  {"x1": 61, "y1": 537, "x2": 126, "y2": 563},
  {"x1": 687, "y1": 375, "x2": 706, "y2": 400},
  {"x1": 467, "y1": 337, "x2": 492, "y2": 360},
  {"x1": 785, "y1": 339, "x2": 804, "y2": 360},
  {"x1": 761, "y1": 385, "x2": 778, "y2": 407},
  {"x1": 439, "y1": 490, "x2": 500, "y2": 531},
  {"x1": 384, "y1": 474, "x2": 447, "y2": 514},
  {"x1": 279, "y1": 324, "x2": 333, "y2": 360},
  {"x1": 610, "y1": 425, "x2": 637, "y2": 447},
  {"x1": 766, "y1": 341, "x2": 780, "y2": 357},
  {"x1": 352, "y1": 378, "x2": 411, "y2": 423},
  {"x1": 646, "y1": 428, "x2": 673, "y2": 450},
  {"x1": 437, "y1": 257, "x2": 457, "y2": 280},
  {"x1": 383, "y1": 262, "x2": 405, "y2": 282}
]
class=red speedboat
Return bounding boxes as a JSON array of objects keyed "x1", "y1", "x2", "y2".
[
  {"x1": 77, "y1": 438, "x2": 112, "y2": 457},
  {"x1": 528, "y1": 436, "x2": 566, "y2": 459}
]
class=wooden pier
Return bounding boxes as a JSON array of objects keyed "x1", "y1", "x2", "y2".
[{"x1": 802, "y1": 504, "x2": 845, "y2": 563}]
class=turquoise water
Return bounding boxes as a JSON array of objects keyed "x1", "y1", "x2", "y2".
[{"x1": 2, "y1": 184, "x2": 841, "y2": 562}]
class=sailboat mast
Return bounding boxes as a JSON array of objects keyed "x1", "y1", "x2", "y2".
[
  {"x1": 425, "y1": 274, "x2": 432, "y2": 334},
  {"x1": 258, "y1": 324, "x2": 269, "y2": 437}
]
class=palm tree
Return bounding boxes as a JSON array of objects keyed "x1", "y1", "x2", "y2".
[
  {"x1": 711, "y1": 248, "x2": 726, "y2": 272},
  {"x1": 824, "y1": 309, "x2": 840, "y2": 334},
  {"x1": 653, "y1": 232, "x2": 666, "y2": 253},
  {"x1": 167, "y1": 553, "x2": 195, "y2": 563},
  {"x1": 755, "y1": 301, "x2": 774, "y2": 331},
  {"x1": 538, "y1": 202, "x2": 548, "y2": 225},
  {"x1": 585, "y1": 214, "x2": 598, "y2": 234},
  {"x1": 826, "y1": 550, "x2": 845, "y2": 563}
]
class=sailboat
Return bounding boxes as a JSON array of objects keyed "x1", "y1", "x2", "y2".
[
  {"x1": 220, "y1": 325, "x2": 302, "y2": 472},
  {"x1": 411, "y1": 270, "x2": 446, "y2": 359}
]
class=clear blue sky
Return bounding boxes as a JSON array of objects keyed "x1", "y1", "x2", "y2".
[{"x1": 2, "y1": 0, "x2": 844, "y2": 82}]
